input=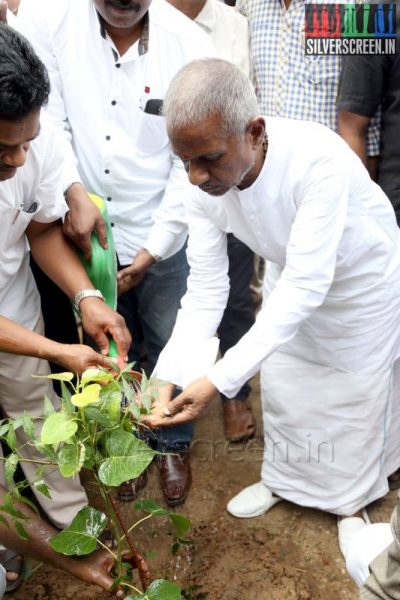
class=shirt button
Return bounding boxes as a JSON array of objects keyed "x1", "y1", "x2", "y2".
[
  {"x1": 110, "y1": 222, "x2": 115, "y2": 227},
  {"x1": 111, "y1": 100, "x2": 117, "y2": 106},
  {"x1": 105, "y1": 169, "x2": 110, "y2": 174},
  {"x1": 106, "y1": 136, "x2": 111, "y2": 141},
  {"x1": 107, "y1": 197, "x2": 112, "y2": 202},
  {"x1": 115, "y1": 63, "x2": 121, "y2": 68}
]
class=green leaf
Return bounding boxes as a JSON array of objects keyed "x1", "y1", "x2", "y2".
[
  {"x1": 141, "y1": 393, "x2": 152, "y2": 414},
  {"x1": 0, "y1": 421, "x2": 10, "y2": 438},
  {"x1": 81, "y1": 368, "x2": 114, "y2": 385},
  {"x1": 134, "y1": 499, "x2": 169, "y2": 517},
  {"x1": 43, "y1": 395, "x2": 55, "y2": 419},
  {"x1": 169, "y1": 513, "x2": 190, "y2": 538},
  {"x1": 125, "y1": 579, "x2": 181, "y2": 600},
  {"x1": 22, "y1": 413, "x2": 35, "y2": 439},
  {"x1": 71, "y1": 384, "x2": 101, "y2": 408},
  {"x1": 58, "y1": 443, "x2": 85, "y2": 477},
  {"x1": 50, "y1": 506, "x2": 107, "y2": 556},
  {"x1": 5, "y1": 453, "x2": 18, "y2": 488},
  {"x1": 122, "y1": 378, "x2": 135, "y2": 403},
  {"x1": 40, "y1": 413, "x2": 77, "y2": 446},
  {"x1": 60, "y1": 381, "x2": 75, "y2": 415},
  {"x1": 98, "y1": 431, "x2": 155, "y2": 487},
  {"x1": 33, "y1": 372, "x2": 74, "y2": 382},
  {"x1": 15, "y1": 520, "x2": 29, "y2": 541},
  {"x1": 84, "y1": 406, "x2": 117, "y2": 428},
  {"x1": 5, "y1": 426, "x2": 16, "y2": 451},
  {"x1": 33, "y1": 479, "x2": 51, "y2": 499}
]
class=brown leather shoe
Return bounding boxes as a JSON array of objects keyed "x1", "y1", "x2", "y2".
[
  {"x1": 157, "y1": 452, "x2": 192, "y2": 507},
  {"x1": 223, "y1": 398, "x2": 256, "y2": 443},
  {"x1": 117, "y1": 468, "x2": 148, "y2": 503}
]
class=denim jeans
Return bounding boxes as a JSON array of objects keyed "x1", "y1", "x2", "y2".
[{"x1": 118, "y1": 246, "x2": 193, "y2": 450}]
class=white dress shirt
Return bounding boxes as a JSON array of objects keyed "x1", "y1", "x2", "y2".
[
  {"x1": 155, "y1": 117, "x2": 400, "y2": 396},
  {"x1": 17, "y1": 0, "x2": 212, "y2": 264},
  {"x1": 0, "y1": 117, "x2": 68, "y2": 329},
  {"x1": 195, "y1": 0, "x2": 250, "y2": 76}
]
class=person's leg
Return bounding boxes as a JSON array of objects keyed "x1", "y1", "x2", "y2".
[
  {"x1": 218, "y1": 235, "x2": 256, "y2": 442},
  {"x1": 136, "y1": 245, "x2": 193, "y2": 450},
  {"x1": 136, "y1": 247, "x2": 193, "y2": 505},
  {"x1": 0, "y1": 316, "x2": 88, "y2": 529}
]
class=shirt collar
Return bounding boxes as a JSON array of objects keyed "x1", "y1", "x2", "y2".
[
  {"x1": 96, "y1": 8, "x2": 150, "y2": 56},
  {"x1": 195, "y1": 0, "x2": 216, "y2": 34}
]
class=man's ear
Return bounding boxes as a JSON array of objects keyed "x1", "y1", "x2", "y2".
[{"x1": 247, "y1": 117, "x2": 266, "y2": 147}]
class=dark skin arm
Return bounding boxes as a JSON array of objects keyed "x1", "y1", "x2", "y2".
[
  {"x1": 0, "y1": 484, "x2": 123, "y2": 596},
  {"x1": 26, "y1": 219, "x2": 131, "y2": 359}
]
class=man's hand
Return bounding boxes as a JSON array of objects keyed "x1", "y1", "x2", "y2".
[
  {"x1": 63, "y1": 183, "x2": 107, "y2": 261},
  {"x1": 52, "y1": 343, "x2": 113, "y2": 375},
  {"x1": 117, "y1": 248, "x2": 156, "y2": 295},
  {"x1": 79, "y1": 297, "x2": 131, "y2": 359},
  {"x1": 142, "y1": 376, "x2": 218, "y2": 428},
  {"x1": 0, "y1": 1, "x2": 7, "y2": 22}
]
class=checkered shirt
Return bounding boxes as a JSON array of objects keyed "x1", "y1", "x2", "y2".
[{"x1": 236, "y1": 0, "x2": 380, "y2": 155}]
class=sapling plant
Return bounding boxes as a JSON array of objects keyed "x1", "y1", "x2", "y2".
[{"x1": 0, "y1": 364, "x2": 190, "y2": 599}]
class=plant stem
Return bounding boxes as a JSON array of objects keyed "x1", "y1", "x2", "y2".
[
  {"x1": 122, "y1": 513, "x2": 153, "y2": 538},
  {"x1": 107, "y1": 488, "x2": 151, "y2": 591}
]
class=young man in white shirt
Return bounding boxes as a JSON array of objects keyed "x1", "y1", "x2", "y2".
[
  {"x1": 144, "y1": 59, "x2": 400, "y2": 557},
  {"x1": 0, "y1": 22, "x2": 131, "y2": 589},
  {"x1": 17, "y1": 0, "x2": 212, "y2": 506}
]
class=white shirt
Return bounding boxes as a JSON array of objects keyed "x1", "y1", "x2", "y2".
[
  {"x1": 0, "y1": 117, "x2": 68, "y2": 329},
  {"x1": 17, "y1": 0, "x2": 213, "y2": 264},
  {"x1": 155, "y1": 117, "x2": 400, "y2": 396},
  {"x1": 195, "y1": 0, "x2": 250, "y2": 76}
]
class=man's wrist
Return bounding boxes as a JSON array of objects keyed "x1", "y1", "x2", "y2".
[
  {"x1": 143, "y1": 248, "x2": 162, "y2": 263},
  {"x1": 74, "y1": 289, "x2": 104, "y2": 312}
]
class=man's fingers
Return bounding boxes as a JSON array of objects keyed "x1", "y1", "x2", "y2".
[
  {"x1": 77, "y1": 233, "x2": 93, "y2": 262},
  {"x1": 95, "y1": 217, "x2": 108, "y2": 250},
  {"x1": 142, "y1": 411, "x2": 189, "y2": 428},
  {"x1": 109, "y1": 324, "x2": 131, "y2": 358},
  {"x1": 92, "y1": 329, "x2": 110, "y2": 355}
]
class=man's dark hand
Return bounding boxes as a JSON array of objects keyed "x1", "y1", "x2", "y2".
[
  {"x1": 79, "y1": 297, "x2": 131, "y2": 359},
  {"x1": 63, "y1": 183, "x2": 108, "y2": 261},
  {"x1": 117, "y1": 248, "x2": 156, "y2": 295}
]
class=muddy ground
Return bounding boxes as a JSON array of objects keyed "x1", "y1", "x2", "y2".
[{"x1": 9, "y1": 377, "x2": 398, "y2": 600}]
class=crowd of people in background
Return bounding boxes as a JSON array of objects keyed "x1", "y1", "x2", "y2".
[{"x1": 0, "y1": 0, "x2": 399, "y2": 598}]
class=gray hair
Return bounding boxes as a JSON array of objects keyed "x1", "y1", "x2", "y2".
[{"x1": 163, "y1": 58, "x2": 259, "y2": 136}]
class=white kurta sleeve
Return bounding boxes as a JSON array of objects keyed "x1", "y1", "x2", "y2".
[
  {"x1": 17, "y1": 1, "x2": 82, "y2": 191},
  {"x1": 208, "y1": 156, "x2": 350, "y2": 398},
  {"x1": 143, "y1": 154, "x2": 190, "y2": 260},
  {"x1": 153, "y1": 193, "x2": 229, "y2": 386}
]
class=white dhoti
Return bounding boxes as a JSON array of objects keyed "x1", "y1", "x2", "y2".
[{"x1": 261, "y1": 352, "x2": 400, "y2": 514}]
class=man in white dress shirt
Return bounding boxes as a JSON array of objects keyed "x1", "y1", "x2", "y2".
[
  {"x1": 17, "y1": 0, "x2": 212, "y2": 506},
  {"x1": 144, "y1": 59, "x2": 400, "y2": 555},
  {"x1": 166, "y1": 0, "x2": 256, "y2": 443}
]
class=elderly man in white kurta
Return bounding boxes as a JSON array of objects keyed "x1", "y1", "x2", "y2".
[{"x1": 143, "y1": 58, "x2": 400, "y2": 557}]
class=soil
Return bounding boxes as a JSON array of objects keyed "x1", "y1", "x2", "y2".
[{"x1": 9, "y1": 376, "x2": 398, "y2": 600}]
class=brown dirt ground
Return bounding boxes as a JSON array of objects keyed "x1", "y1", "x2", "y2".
[{"x1": 9, "y1": 376, "x2": 398, "y2": 600}]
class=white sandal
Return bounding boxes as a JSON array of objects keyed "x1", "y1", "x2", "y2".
[
  {"x1": 227, "y1": 481, "x2": 282, "y2": 518},
  {"x1": 338, "y1": 508, "x2": 370, "y2": 558}
]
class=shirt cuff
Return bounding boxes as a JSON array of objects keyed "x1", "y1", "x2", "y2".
[
  {"x1": 154, "y1": 337, "x2": 220, "y2": 389},
  {"x1": 144, "y1": 224, "x2": 187, "y2": 261},
  {"x1": 207, "y1": 358, "x2": 245, "y2": 399},
  {"x1": 62, "y1": 163, "x2": 83, "y2": 195}
]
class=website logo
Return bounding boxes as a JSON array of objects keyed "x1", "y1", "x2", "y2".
[{"x1": 305, "y1": 2, "x2": 396, "y2": 55}]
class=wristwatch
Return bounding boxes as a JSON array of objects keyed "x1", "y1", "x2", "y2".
[
  {"x1": 73, "y1": 289, "x2": 104, "y2": 311},
  {"x1": 145, "y1": 249, "x2": 162, "y2": 263}
]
